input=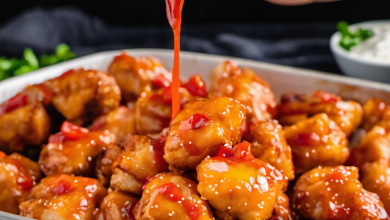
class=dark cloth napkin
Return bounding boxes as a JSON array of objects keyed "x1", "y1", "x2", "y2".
[{"x1": 0, "y1": 7, "x2": 342, "y2": 74}]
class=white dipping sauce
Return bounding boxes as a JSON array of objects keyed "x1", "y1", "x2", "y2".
[{"x1": 349, "y1": 23, "x2": 390, "y2": 63}]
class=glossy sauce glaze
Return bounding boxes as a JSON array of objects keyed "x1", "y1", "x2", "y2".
[
  {"x1": 164, "y1": 97, "x2": 246, "y2": 171},
  {"x1": 39, "y1": 121, "x2": 114, "y2": 176},
  {"x1": 209, "y1": 61, "x2": 276, "y2": 125},
  {"x1": 165, "y1": 0, "x2": 185, "y2": 119},
  {"x1": 135, "y1": 74, "x2": 207, "y2": 135},
  {"x1": 19, "y1": 174, "x2": 107, "y2": 220},
  {"x1": 110, "y1": 135, "x2": 170, "y2": 195},
  {"x1": 0, "y1": 153, "x2": 41, "y2": 214},
  {"x1": 96, "y1": 191, "x2": 139, "y2": 220},
  {"x1": 347, "y1": 120, "x2": 390, "y2": 169},
  {"x1": 293, "y1": 166, "x2": 389, "y2": 220},
  {"x1": 361, "y1": 159, "x2": 390, "y2": 215},
  {"x1": 277, "y1": 91, "x2": 363, "y2": 136},
  {"x1": 197, "y1": 141, "x2": 285, "y2": 220},
  {"x1": 133, "y1": 173, "x2": 213, "y2": 220},
  {"x1": 248, "y1": 120, "x2": 295, "y2": 183},
  {"x1": 0, "y1": 84, "x2": 52, "y2": 153},
  {"x1": 284, "y1": 113, "x2": 349, "y2": 174}
]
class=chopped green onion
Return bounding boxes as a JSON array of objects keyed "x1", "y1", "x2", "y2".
[{"x1": 337, "y1": 21, "x2": 374, "y2": 51}]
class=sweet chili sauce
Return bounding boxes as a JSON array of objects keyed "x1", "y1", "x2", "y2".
[{"x1": 165, "y1": 0, "x2": 185, "y2": 119}]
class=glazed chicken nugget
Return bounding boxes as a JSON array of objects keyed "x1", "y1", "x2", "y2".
[
  {"x1": 90, "y1": 106, "x2": 137, "y2": 142},
  {"x1": 96, "y1": 191, "x2": 139, "y2": 220},
  {"x1": 268, "y1": 192, "x2": 292, "y2": 220},
  {"x1": 0, "y1": 152, "x2": 41, "y2": 214},
  {"x1": 197, "y1": 141, "x2": 285, "y2": 220},
  {"x1": 110, "y1": 135, "x2": 169, "y2": 195},
  {"x1": 277, "y1": 91, "x2": 362, "y2": 136},
  {"x1": 362, "y1": 98, "x2": 390, "y2": 131},
  {"x1": 0, "y1": 84, "x2": 51, "y2": 153},
  {"x1": 165, "y1": 97, "x2": 246, "y2": 171},
  {"x1": 210, "y1": 61, "x2": 276, "y2": 124},
  {"x1": 108, "y1": 53, "x2": 170, "y2": 102},
  {"x1": 361, "y1": 159, "x2": 390, "y2": 215},
  {"x1": 133, "y1": 173, "x2": 213, "y2": 220},
  {"x1": 249, "y1": 120, "x2": 295, "y2": 182},
  {"x1": 39, "y1": 121, "x2": 114, "y2": 176},
  {"x1": 284, "y1": 113, "x2": 349, "y2": 174},
  {"x1": 95, "y1": 143, "x2": 123, "y2": 187},
  {"x1": 19, "y1": 174, "x2": 107, "y2": 220},
  {"x1": 43, "y1": 68, "x2": 121, "y2": 125},
  {"x1": 135, "y1": 74, "x2": 207, "y2": 135},
  {"x1": 347, "y1": 121, "x2": 390, "y2": 170},
  {"x1": 293, "y1": 166, "x2": 389, "y2": 220}
]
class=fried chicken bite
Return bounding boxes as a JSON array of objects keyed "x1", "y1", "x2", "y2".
[
  {"x1": 96, "y1": 191, "x2": 139, "y2": 220},
  {"x1": 110, "y1": 135, "x2": 169, "y2": 195},
  {"x1": 0, "y1": 84, "x2": 51, "y2": 153},
  {"x1": 19, "y1": 174, "x2": 107, "y2": 220},
  {"x1": 90, "y1": 106, "x2": 137, "y2": 141},
  {"x1": 39, "y1": 121, "x2": 114, "y2": 177},
  {"x1": 347, "y1": 121, "x2": 390, "y2": 170},
  {"x1": 293, "y1": 166, "x2": 389, "y2": 220},
  {"x1": 197, "y1": 141, "x2": 285, "y2": 220},
  {"x1": 361, "y1": 159, "x2": 390, "y2": 215},
  {"x1": 284, "y1": 113, "x2": 349, "y2": 174},
  {"x1": 135, "y1": 74, "x2": 207, "y2": 135},
  {"x1": 95, "y1": 143, "x2": 123, "y2": 187},
  {"x1": 165, "y1": 97, "x2": 246, "y2": 171},
  {"x1": 248, "y1": 120, "x2": 295, "y2": 183},
  {"x1": 0, "y1": 152, "x2": 41, "y2": 214},
  {"x1": 43, "y1": 68, "x2": 121, "y2": 125},
  {"x1": 133, "y1": 173, "x2": 213, "y2": 220},
  {"x1": 108, "y1": 53, "x2": 170, "y2": 103},
  {"x1": 362, "y1": 98, "x2": 390, "y2": 131},
  {"x1": 277, "y1": 91, "x2": 363, "y2": 136},
  {"x1": 268, "y1": 192, "x2": 292, "y2": 220},
  {"x1": 209, "y1": 61, "x2": 276, "y2": 124}
]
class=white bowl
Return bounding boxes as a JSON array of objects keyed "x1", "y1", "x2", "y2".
[{"x1": 330, "y1": 20, "x2": 390, "y2": 83}]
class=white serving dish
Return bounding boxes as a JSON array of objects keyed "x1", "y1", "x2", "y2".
[
  {"x1": 1, "y1": 49, "x2": 390, "y2": 220},
  {"x1": 330, "y1": 20, "x2": 390, "y2": 83}
]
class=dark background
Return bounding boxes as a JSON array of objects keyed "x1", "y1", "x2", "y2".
[
  {"x1": 0, "y1": 0, "x2": 389, "y2": 74},
  {"x1": 1, "y1": 0, "x2": 390, "y2": 26}
]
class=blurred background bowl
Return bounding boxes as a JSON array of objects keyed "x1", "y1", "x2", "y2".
[{"x1": 330, "y1": 20, "x2": 390, "y2": 83}]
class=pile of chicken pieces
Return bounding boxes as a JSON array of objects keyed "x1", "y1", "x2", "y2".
[{"x1": 1, "y1": 53, "x2": 390, "y2": 220}]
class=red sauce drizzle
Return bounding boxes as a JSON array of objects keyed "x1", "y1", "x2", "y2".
[
  {"x1": 10, "y1": 159, "x2": 34, "y2": 191},
  {"x1": 157, "y1": 183, "x2": 199, "y2": 220},
  {"x1": 150, "y1": 138, "x2": 170, "y2": 173},
  {"x1": 60, "y1": 121, "x2": 89, "y2": 141},
  {"x1": 182, "y1": 74, "x2": 207, "y2": 97},
  {"x1": 179, "y1": 114, "x2": 210, "y2": 131},
  {"x1": 152, "y1": 75, "x2": 172, "y2": 88},
  {"x1": 313, "y1": 91, "x2": 340, "y2": 103},
  {"x1": 294, "y1": 132, "x2": 320, "y2": 146},
  {"x1": 0, "y1": 94, "x2": 28, "y2": 116},
  {"x1": 48, "y1": 132, "x2": 66, "y2": 144},
  {"x1": 165, "y1": 0, "x2": 185, "y2": 119},
  {"x1": 53, "y1": 179, "x2": 73, "y2": 195}
]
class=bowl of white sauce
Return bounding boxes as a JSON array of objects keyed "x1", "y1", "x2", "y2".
[{"x1": 330, "y1": 20, "x2": 390, "y2": 83}]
